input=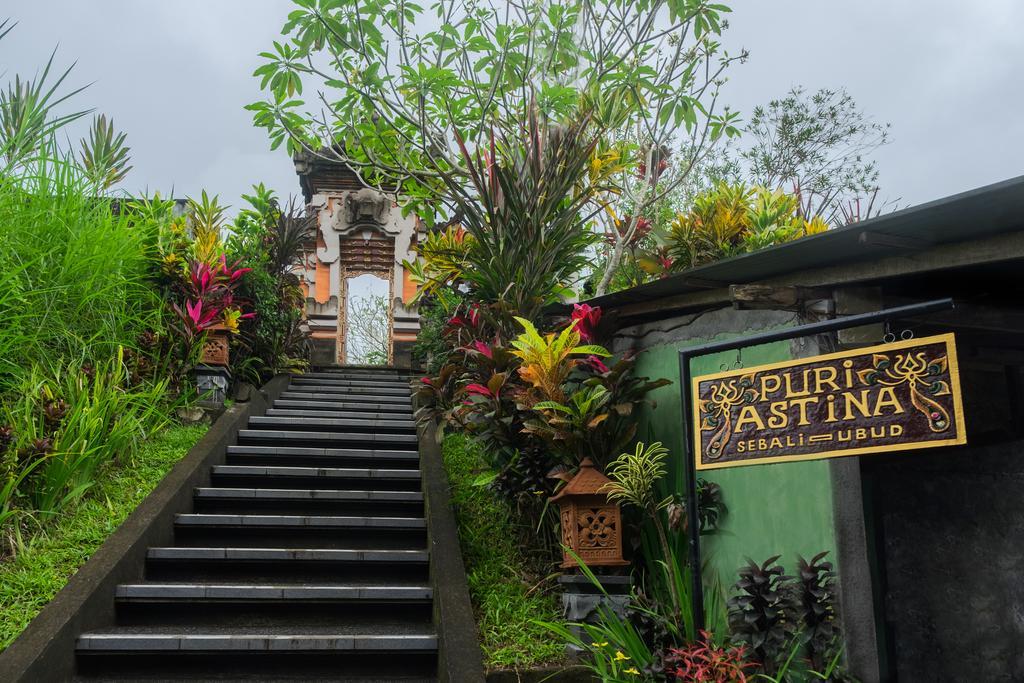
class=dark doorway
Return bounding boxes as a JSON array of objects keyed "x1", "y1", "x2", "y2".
[{"x1": 862, "y1": 326, "x2": 1024, "y2": 681}]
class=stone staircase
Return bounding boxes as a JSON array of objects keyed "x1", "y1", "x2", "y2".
[{"x1": 75, "y1": 368, "x2": 438, "y2": 681}]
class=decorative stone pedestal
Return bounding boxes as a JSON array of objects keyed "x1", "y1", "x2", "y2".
[
  {"x1": 559, "y1": 574, "x2": 632, "y2": 655},
  {"x1": 193, "y1": 364, "x2": 231, "y2": 405}
]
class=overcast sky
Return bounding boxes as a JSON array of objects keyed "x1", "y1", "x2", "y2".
[{"x1": 3, "y1": 0, "x2": 1022, "y2": 213}]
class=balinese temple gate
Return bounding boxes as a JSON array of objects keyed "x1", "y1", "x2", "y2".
[{"x1": 293, "y1": 152, "x2": 422, "y2": 367}]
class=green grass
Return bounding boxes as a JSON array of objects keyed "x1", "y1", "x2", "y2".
[
  {"x1": 442, "y1": 433, "x2": 566, "y2": 670},
  {"x1": 0, "y1": 424, "x2": 207, "y2": 649}
]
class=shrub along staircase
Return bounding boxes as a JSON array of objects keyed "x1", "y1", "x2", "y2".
[{"x1": 74, "y1": 367, "x2": 439, "y2": 681}]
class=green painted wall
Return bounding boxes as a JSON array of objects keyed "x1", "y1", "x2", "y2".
[{"x1": 631, "y1": 338, "x2": 838, "y2": 588}]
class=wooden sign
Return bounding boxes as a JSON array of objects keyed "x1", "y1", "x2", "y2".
[{"x1": 693, "y1": 333, "x2": 966, "y2": 470}]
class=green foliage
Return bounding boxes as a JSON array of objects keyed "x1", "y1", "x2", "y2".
[
  {"x1": 0, "y1": 424, "x2": 207, "y2": 648},
  {"x1": 510, "y1": 317, "x2": 609, "y2": 403},
  {"x1": 441, "y1": 433, "x2": 565, "y2": 670},
  {"x1": 661, "y1": 183, "x2": 828, "y2": 273},
  {"x1": 728, "y1": 556, "x2": 799, "y2": 675},
  {"x1": 603, "y1": 442, "x2": 672, "y2": 513},
  {"x1": 0, "y1": 20, "x2": 89, "y2": 171},
  {"x1": 410, "y1": 289, "x2": 464, "y2": 373},
  {"x1": 0, "y1": 160, "x2": 166, "y2": 392},
  {"x1": 0, "y1": 353, "x2": 173, "y2": 528},
  {"x1": 78, "y1": 114, "x2": 132, "y2": 190},
  {"x1": 226, "y1": 185, "x2": 312, "y2": 383},
  {"x1": 741, "y1": 86, "x2": 891, "y2": 224},
  {"x1": 541, "y1": 604, "x2": 656, "y2": 681},
  {"x1": 249, "y1": 0, "x2": 741, "y2": 222}
]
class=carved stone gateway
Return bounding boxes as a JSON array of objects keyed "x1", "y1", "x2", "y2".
[{"x1": 293, "y1": 153, "x2": 422, "y2": 367}]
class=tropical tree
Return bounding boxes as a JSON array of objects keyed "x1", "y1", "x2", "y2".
[
  {"x1": 346, "y1": 293, "x2": 390, "y2": 365},
  {"x1": 738, "y1": 86, "x2": 892, "y2": 224},
  {"x1": 249, "y1": 0, "x2": 746, "y2": 299}
]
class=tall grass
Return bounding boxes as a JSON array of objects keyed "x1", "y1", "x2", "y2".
[
  {"x1": 0, "y1": 19, "x2": 180, "y2": 551},
  {"x1": 2, "y1": 351, "x2": 172, "y2": 522},
  {"x1": 0, "y1": 149, "x2": 164, "y2": 392}
]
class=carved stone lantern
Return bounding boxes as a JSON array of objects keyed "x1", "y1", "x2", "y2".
[
  {"x1": 200, "y1": 324, "x2": 230, "y2": 367},
  {"x1": 195, "y1": 324, "x2": 231, "y2": 405},
  {"x1": 550, "y1": 458, "x2": 629, "y2": 569}
]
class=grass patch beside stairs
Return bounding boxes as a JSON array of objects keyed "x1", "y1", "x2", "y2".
[
  {"x1": 0, "y1": 424, "x2": 208, "y2": 649},
  {"x1": 442, "y1": 432, "x2": 567, "y2": 670}
]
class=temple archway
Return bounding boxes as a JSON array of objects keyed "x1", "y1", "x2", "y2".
[{"x1": 293, "y1": 153, "x2": 422, "y2": 367}]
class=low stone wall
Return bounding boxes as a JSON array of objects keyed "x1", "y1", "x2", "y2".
[
  {"x1": 487, "y1": 667, "x2": 598, "y2": 682},
  {"x1": 418, "y1": 420, "x2": 487, "y2": 682},
  {"x1": 0, "y1": 375, "x2": 291, "y2": 683}
]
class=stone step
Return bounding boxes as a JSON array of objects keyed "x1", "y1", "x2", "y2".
[
  {"x1": 225, "y1": 446, "x2": 419, "y2": 470},
  {"x1": 247, "y1": 416, "x2": 417, "y2": 434},
  {"x1": 77, "y1": 632, "x2": 437, "y2": 652},
  {"x1": 291, "y1": 376, "x2": 413, "y2": 389},
  {"x1": 286, "y1": 384, "x2": 411, "y2": 397},
  {"x1": 115, "y1": 583, "x2": 432, "y2": 603},
  {"x1": 279, "y1": 391, "x2": 412, "y2": 405},
  {"x1": 173, "y1": 513, "x2": 427, "y2": 551},
  {"x1": 195, "y1": 487, "x2": 422, "y2": 503},
  {"x1": 237, "y1": 429, "x2": 419, "y2": 448},
  {"x1": 76, "y1": 631, "x2": 438, "y2": 679},
  {"x1": 266, "y1": 408, "x2": 414, "y2": 420},
  {"x1": 210, "y1": 465, "x2": 422, "y2": 493},
  {"x1": 146, "y1": 547, "x2": 429, "y2": 564},
  {"x1": 144, "y1": 547, "x2": 429, "y2": 585},
  {"x1": 192, "y1": 487, "x2": 423, "y2": 516},
  {"x1": 273, "y1": 399, "x2": 412, "y2": 414},
  {"x1": 311, "y1": 367, "x2": 413, "y2": 376},
  {"x1": 174, "y1": 514, "x2": 426, "y2": 530}
]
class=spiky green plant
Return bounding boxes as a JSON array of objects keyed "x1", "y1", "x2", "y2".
[
  {"x1": 186, "y1": 190, "x2": 229, "y2": 263},
  {"x1": 78, "y1": 114, "x2": 132, "y2": 190},
  {"x1": 0, "y1": 20, "x2": 89, "y2": 170}
]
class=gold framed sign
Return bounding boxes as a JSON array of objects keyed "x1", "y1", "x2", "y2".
[{"x1": 693, "y1": 333, "x2": 966, "y2": 470}]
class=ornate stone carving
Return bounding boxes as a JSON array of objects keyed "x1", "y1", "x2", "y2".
[
  {"x1": 200, "y1": 327, "x2": 230, "y2": 367},
  {"x1": 550, "y1": 458, "x2": 629, "y2": 569},
  {"x1": 345, "y1": 188, "x2": 391, "y2": 227}
]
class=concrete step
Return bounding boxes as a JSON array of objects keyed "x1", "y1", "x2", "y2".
[
  {"x1": 144, "y1": 547, "x2": 429, "y2": 585},
  {"x1": 210, "y1": 464, "x2": 422, "y2": 493},
  {"x1": 273, "y1": 398, "x2": 412, "y2": 414},
  {"x1": 266, "y1": 408, "x2": 414, "y2": 420},
  {"x1": 112, "y1": 584, "x2": 432, "y2": 628},
  {"x1": 192, "y1": 486, "x2": 423, "y2": 515},
  {"x1": 237, "y1": 429, "x2": 419, "y2": 449},
  {"x1": 173, "y1": 513, "x2": 427, "y2": 550},
  {"x1": 279, "y1": 391, "x2": 412, "y2": 405},
  {"x1": 77, "y1": 632, "x2": 437, "y2": 651},
  {"x1": 115, "y1": 583, "x2": 432, "y2": 603},
  {"x1": 291, "y1": 376, "x2": 413, "y2": 389},
  {"x1": 225, "y1": 445, "x2": 419, "y2": 471},
  {"x1": 310, "y1": 367, "x2": 414, "y2": 376},
  {"x1": 247, "y1": 416, "x2": 417, "y2": 434},
  {"x1": 286, "y1": 384, "x2": 411, "y2": 397},
  {"x1": 174, "y1": 514, "x2": 426, "y2": 530},
  {"x1": 146, "y1": 547, "x2": 428, "y2": 564},
  {"x1": 76, "y1": 631, "x2": 437, "y2": 680}
]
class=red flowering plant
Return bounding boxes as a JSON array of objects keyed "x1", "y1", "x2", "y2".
[
  {"x1": 416, "y1": 301, "x2": 671, "y2": 530},
  {"x1": 663, "y1": 633, "x2": 756, "y2": 682},
  {"x1": 514, "y1": 310, "x2": 671, "y2": 469},
  {"x1": 169, "y1": 255, "x2": 254, "y2": 355}
]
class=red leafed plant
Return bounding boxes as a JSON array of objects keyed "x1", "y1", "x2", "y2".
[
  {"x1": 569, "y1": 303, "x2": 602, "y2": 342},
  {"x1": 664, "y1": 633, "x2": 755, "y2": 682},
  {"x1": 170, "y1": 255, "x2": 254, "y2": 348}
]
